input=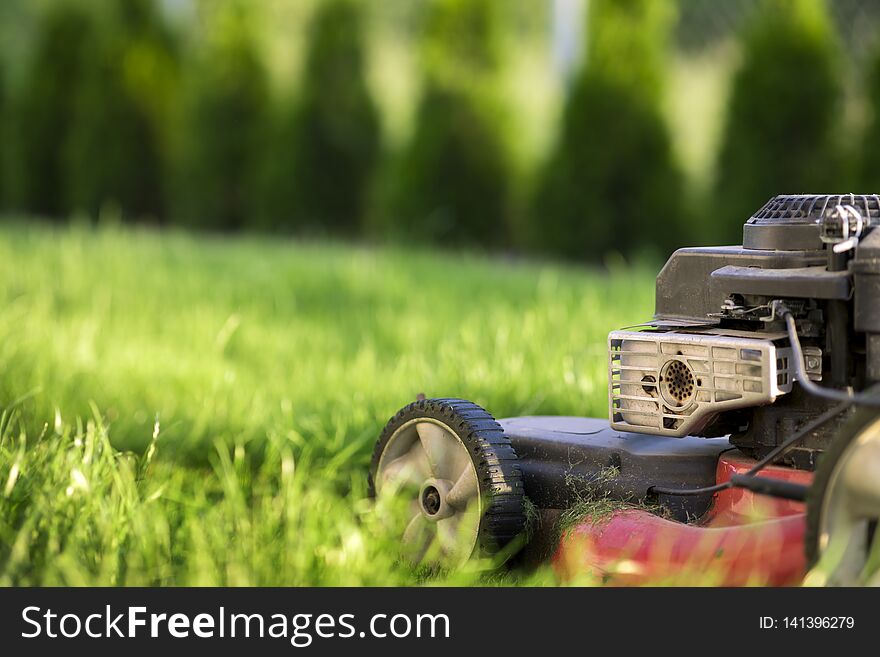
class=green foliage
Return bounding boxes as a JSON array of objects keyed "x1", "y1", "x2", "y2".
[
  {"x1": 587, "y1": 0, "x2": 670, "y2": 107},
  {"x1": 0, "y1": 221, "x2": 655, "y2": 584},
  {"x1": 421, "y1": 0, "x2": 504, "y2": 84},
  {"x1": 173, "y1": 5, "x2": 268, "y2": 230},
  {"x1": 13, "y1": 1, "x2": 95, "y2": 217},
  {"x1": 65, "y1": 0, "x2": 178, "y2": 220},
  {"x1": 531, "y1": 0, "x2": 685, "y2": 261},
  {"x1": 387, "y1": 0, "x2": 513, "y2": 247},
  {"x1": 0, "y1": 63, "x2": 6, "y2": 211},
  {"x1": 860, "y1": 45, "x2": 880, "y2": 190},
  {"x1": 261, "y1": 0, "x2": 381, "y2": 234},
  {"x1": 714, "y1": 0, "x2": 844, "y2": 241},
  {"x1": 390, "y1": 85, "x2": 512, "y2": 246}
]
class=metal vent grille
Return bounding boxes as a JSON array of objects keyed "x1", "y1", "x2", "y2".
[
  {"x1": 609, "y1": 330, "x2": 792, "y2": 437},
  {"x1": 749, "y1": 194, "x2": 880, "y2": 226}
]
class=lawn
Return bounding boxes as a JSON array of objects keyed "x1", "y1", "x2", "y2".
[{"x1": 0, "y1": 221, "x2": 655, "y2": 585}]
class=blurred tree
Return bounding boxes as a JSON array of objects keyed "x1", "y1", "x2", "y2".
[
  {"x1": 387, "y1": 0, "x2": 513, "y2": 246},
  {"x1": 173, "y1": 3, "x2": 269, "y2": 230},
  {"x1": 65, "y1": 0, "x2": 178, "y2": 220},
  {"x1": 715, "y1": 0, "x2": 843, "y2": 241},
  {"x1": 531, "y1": 0, "x2": 685, "y2": 261},
  {"x1": 860, "y1": 44, "x2": 880, "y2": 191},
  {"x1": 0, "y1": 63, "x2": 6, "y2": 211},
  {"x1": 13, "y1": 1, "x2": 95, "y2": 217},
  {"x1": 260, "y1": 0, "x2": 381, "y2": 234}
]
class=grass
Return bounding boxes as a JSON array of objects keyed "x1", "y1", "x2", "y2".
[
  {"x1": 555, "y1": 467, "x2": 660, "y2": 539},
  {"x1": 0, "y1": 220, "x2": 656, "y2": 585}
]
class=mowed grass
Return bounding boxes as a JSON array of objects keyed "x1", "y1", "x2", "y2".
[{"x1": 0, "y1": 221, "x2": 655, "y2": 585}]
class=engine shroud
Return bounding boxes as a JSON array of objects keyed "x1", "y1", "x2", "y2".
[{"x1": 609, "y1": 329, "x2": 793, "y2": 437}]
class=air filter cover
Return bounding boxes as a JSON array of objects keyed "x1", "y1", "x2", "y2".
[{"x1": 608, "y1": 329, "x2": 793, "y2": 437}]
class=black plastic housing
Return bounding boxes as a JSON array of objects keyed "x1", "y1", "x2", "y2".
[
  {"x1": 501, "y1": 416, "x2": 729, "y2": 520},
  {"x1": 654, "y1": 246, "x2": 825, "y2": 325}
]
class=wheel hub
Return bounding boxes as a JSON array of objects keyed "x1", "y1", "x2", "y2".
[
  {"x1": 418, "y1": 479, "x2": 454, "y2": 520},
  {"x1": 422, "y1": 486, "x2": 441, "y2": 515},
  {"x1": 374, "y1": 418, "x2": 482, "y2": 565}
]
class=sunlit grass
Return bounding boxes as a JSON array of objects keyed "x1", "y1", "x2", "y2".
[{"x1": 0, "y1": 220, "x2": 655, "y2": 585}]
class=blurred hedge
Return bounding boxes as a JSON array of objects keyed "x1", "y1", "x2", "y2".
[
  {"x1": 861, "y1": 45, "x2": 880, "y2": 191},
  {"x1": 714, "y1": 0, "x2": 844, "y2": 241},
  {"x1": 259, "y1": 0, "x2": 381, "y2": 235},
  {"x1": 13, "y1": 1, "x2": 95, "y2": 217},
  {"x1": 1, "y1": 0, "x2": 872, "y2": 260},
  {"x1": 531, "y1": 0, "x2": 685, "y2": 262},
  {"x1": 172, "y1": 5, "x2": 269, "y2": 231},
  {"x1": 65, "y1": 0, "x2": 178, "y2": 220},
  {"x1": 0, "y1": 63, "x2": 6, "y2": 210},
  {"x1": 384, "y1": 0, "x2": 513, "y2": 247}
]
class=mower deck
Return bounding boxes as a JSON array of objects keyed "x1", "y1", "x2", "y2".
[{"x1": 502, "y1": 416, "x2": 812, "y2": 585}]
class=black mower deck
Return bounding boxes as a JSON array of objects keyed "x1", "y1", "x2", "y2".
[{"x1": 501, "y1": 416, "x2": 731, "y2": 520}]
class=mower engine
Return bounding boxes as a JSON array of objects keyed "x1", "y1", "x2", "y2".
[{"x1": 610, "y1": 194, "x2": 880, "y2": 468}]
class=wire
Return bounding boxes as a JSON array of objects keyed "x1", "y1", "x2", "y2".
[
  {"x1": 651, "y1": 401, "x2": 850, "y2": 496},
  {"x1": 782, "y1": 310, "x2": 880, "y2": 407},
  {"x1": 649, "y1": 480, "x2": 729, "y2": 497}
]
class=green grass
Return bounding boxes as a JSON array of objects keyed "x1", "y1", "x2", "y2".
[{"x1": 0, "y1": 220, "x2": 655, "y2": 585}]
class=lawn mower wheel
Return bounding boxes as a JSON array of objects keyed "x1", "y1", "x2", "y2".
[
  {"x1": 806, "y1": 406, "x2": 880, "y2": 585},
  {"x1": 369, "y1": 398, "x2": 525, "y2": 567}
]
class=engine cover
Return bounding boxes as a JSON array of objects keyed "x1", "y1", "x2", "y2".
[{"x1": 609, "y1": 329, "x2": 793, "y2": 437}]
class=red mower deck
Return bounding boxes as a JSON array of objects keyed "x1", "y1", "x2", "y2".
[{"x1": 554, "y1": 453, "x2": 813, "y2": 586}]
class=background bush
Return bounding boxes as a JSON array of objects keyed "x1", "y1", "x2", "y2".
[
  {"x1": 65, "y1": 0, "x2": 178, "y2": 221},
  {"x1": 385, "y1": 0, "x2": 513, "y2": 247},
  {"x1": 714, "y1": 0, "x2": 844, "y2": 241},
  {"x1": 260, "y1": 0, "x2": 381, "y2": 235},
  {"x1": 531, "y1": 0, "x2": 685, "y2": 262},
  {"x1": 0, "y1": 63, "x2": 6, "y2": 211},
  {"x1": 2, "y1": 0, "x2": 878, "y2": 259},
  {"x1": 12, "y1": 1, "x2": 95, "y2": 218},
  {"x1": 860, "y1": 44, "x2": 880, "y2": 191},
  {"x1": 173, "y1": 4, "x2": 268, "y2": 231}
]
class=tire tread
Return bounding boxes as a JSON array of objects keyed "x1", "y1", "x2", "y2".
[{"x1": 369, "y1": 398, "x2": 526, "y2": 554}]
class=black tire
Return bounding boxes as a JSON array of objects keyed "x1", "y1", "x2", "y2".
[
  {"x1": 805, "y1": 406, "x2": 880, "y2": 568},
  {"x1": 369, "y1": 398, "x2": 526, "y2": 557}
]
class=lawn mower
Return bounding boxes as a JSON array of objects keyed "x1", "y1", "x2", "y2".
[{"x1": 369, "y1": 194, "x2": 880, "y2": 585}]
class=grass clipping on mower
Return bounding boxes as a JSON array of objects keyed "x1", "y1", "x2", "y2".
[{"x1": 555, "y1": 467, "x2": 664, "y2": 540}]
